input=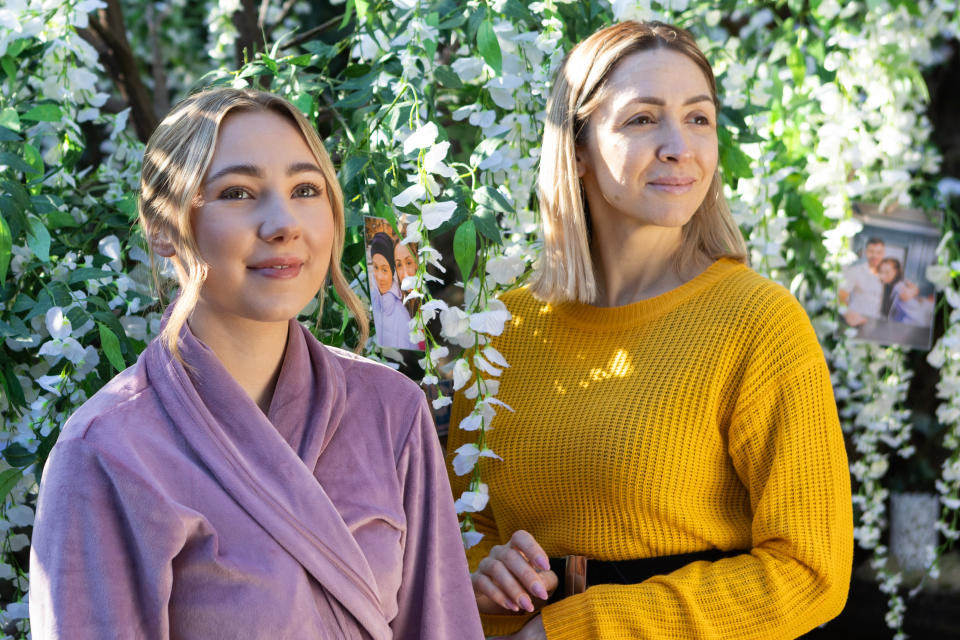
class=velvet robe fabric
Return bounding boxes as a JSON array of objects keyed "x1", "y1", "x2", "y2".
[{"x1": 29, "y1": 321, "x2": 482, "y2": 640}]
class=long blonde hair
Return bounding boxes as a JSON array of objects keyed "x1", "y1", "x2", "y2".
[
  {"x1": 138, "y1": 87, "x2": 369, "y2": 360},
  {"x1": 531, "y1": 20, "x2": 748, "y2": 303}
]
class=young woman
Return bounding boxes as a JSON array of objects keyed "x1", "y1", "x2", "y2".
[
  {"x1": 447, "y1": 21, "x2": 853, "y2": 639},
  {"x1": 30, "y1": 88, "x2": 482, "y2": 640},
  {"x1": 369, "y1": 231, "x2": 417, "y2": 350}
]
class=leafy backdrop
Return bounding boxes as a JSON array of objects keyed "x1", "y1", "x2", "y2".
[{"x1": 0, "y1": 0, "x2": 958, "y2": 637}]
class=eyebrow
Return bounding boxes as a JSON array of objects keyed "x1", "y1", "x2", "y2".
[
  {"x1": 205, "y1": 162, "x2": 325, "y2": 184},
  {"x1": 626, "y1": 94, "x2": 714, "y2": 107}
]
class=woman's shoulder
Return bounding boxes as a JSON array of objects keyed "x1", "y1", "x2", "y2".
[
  {"x1": 709, "y1": 262, "x2": 811, "y2": 324},
  {"x1": 325, "y1": 345, "x2": 423, "y2": 398},
  {"x1": 58, "y1": 359, "x2": 159, "y2": 446}
]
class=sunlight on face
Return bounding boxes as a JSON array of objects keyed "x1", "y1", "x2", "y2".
[
  {"x1": 576, "y1": 48, "x2": 718, "y2": 232},
  {"x1": 189, "y1": 110, "x2": 334, "y2": 329}
]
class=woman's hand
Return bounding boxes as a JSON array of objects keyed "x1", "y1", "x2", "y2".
[
  {"x1": 492, "y1": 615, "x2": 547, "y2": 639},
  {"x1": 473, "y1": 530, "x2": 558, "y2": 614},
  {"x1": 900, "y1": 280, "x2": 919, "y2": 300}
]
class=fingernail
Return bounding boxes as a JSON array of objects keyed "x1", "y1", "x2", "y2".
[
  {"x1": 532, "y1": 582, "x2": 548, "y2": 600},
  {"x1": 518, "y1": 595, "x2": 534, "y2": 612},
  {"x1": 506, "y1": 601, "x2": 519, "y2": 612},
  {"x1": 537, "y1": 555, "x2": 550, "y2": 571}
]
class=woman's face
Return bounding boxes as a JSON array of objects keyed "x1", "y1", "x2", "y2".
[
  {"x1": 372, "y1": 253, "x2": 394, "y2": 294},
  {"x1": 394, "y1": 243, "x2": 417, "y2": 286},
  {"x1": 576, "y1": 48, "x2": 718, "y2": 231},
  {"x1": 189, "y1": 110, "x2": 335, "y2": 327},
  {"x1": 879, "y1": 261, "x2": 898, "y2": 284}
]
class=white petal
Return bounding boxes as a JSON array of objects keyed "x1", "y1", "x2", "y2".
[
  {"x1": 403, "y1": 121, "x2": 438, "y2": 155},
  {"x1": 421, "y1": 200, "x2": 457, "y2": 230},
  {"x1": 392, "y1": 183, "x2": 426, "y2": 207}
]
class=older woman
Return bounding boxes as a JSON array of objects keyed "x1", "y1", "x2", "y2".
[
  {"x1": 30, "y1": 88, "x2": 482, "y2": 640},
  {"x1": 448, "y1": 21, "x2": 852, "y2": 640}
]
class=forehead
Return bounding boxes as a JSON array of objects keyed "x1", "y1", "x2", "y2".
[
  {"x1": 601, "y1": 48, "x2": 713, "y2": 110},
  {"x1": 208, "y1": 110, "x2": 315, "y2": 170}
]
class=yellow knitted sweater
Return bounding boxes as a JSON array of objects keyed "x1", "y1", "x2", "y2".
[{"x1": 447, "y1": 259, "x2": 853, "y2": 639}]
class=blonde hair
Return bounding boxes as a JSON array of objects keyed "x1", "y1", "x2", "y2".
[
  {"x1": 138, "y1": 87, "x2": 369, "y2": 361},
  {"x1": 531, "y1": 20, "x2": 748, "y2": 303}
]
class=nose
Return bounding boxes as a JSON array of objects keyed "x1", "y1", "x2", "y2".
[
  {"x1": 656, "y1": 121, "x2": 694, "y2": 163},
  {"x1": 258, "y1": 192, "x2": 302, "y2": 242}
]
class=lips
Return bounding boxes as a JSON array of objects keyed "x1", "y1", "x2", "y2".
[
  {"x1": 247, "y1": 256, "x2": 303, "y2": 279},
  {"x1": 648, "y1": 176, "x2": 696, "y2": 194}
]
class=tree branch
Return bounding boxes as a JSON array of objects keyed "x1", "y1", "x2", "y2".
[
  {"x1": 281, "y1": 13, "x2": 346, "y2": 51},
  {"x1": 81, "y1": 0, "x2": 159, "y2": 142}
]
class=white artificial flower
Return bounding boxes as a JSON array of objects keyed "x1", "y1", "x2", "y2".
[
  {"x1": 452, "y1": 358, "x2": 472, "y2": 391},
  {"x1": 469, "y1": 308, "x2": 511, "y2": 336},
  {"x1": 462, "y1": 529, "x2": 484, "y2": 549},
  {"x1": 432, "y1": 395, "x2": 452, "y2": 410},
  {"x1": 451, "y1": 56, "x2": 484, "y2": 83},
  {"x1": 439, "y1": 306, "x2": 471, "y2": 344},
  {"x1": 420, "y1": 201, "x2": 457, "y2": 230},
  {"x1": 423, "y1": 141, "x2": 457, "y2": 178},
  {"x1": 483, "y1": 346, "x2": 509, "y2": 369},
  {"x1": 36, "y1": 375, "x2": 64, "y2": 396},
  {"x1": 454, "y1": 483, "x2": 489, "y2": 513},
  {"x1": 452, "y1": 443, "x2": 502, "y2": 476},
  {"x1": 485, "y1": 74, "x2": 523, "y2": 110},
  {"x1": 403, "y1": 121, "x2": 438, "y2": 155},
  {"x1": 392, "y1": 183, "x2": 426, "y2": 207},
  {"x1": 486, "y1": 254, "x2": 525, "y2": 286},
  {"x1": 45, "y1": 307, "x2": 72, "y2": 340},
  {"x1": 419, "y1": 299, "x2": 448, "y2": 323},
  {"x1": 5, "y1": 505, "x2": 33, "y2": 527}
]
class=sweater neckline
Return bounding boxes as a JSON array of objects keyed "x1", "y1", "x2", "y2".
[{"x1": 552, "y1": 258, "x2": 744, "y2": 328}]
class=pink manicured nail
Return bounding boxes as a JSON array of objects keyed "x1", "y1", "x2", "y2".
[
  {"x1": 537, "y1": 555, "x2": 550, "y2": 571},
  {"x1": 518, "y1": 595, "x2": 534, "y2": 612},
  {"x1": 531, "y1": 582, "x2": 548, "y2": 600}
]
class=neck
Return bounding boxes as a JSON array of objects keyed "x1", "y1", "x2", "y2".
[
  {"x1": 187, "y1": 308, "x2": 289, "y2": 414},
  {"x1": 591, "y1": 220, "x2": 707, "y2": 307}
]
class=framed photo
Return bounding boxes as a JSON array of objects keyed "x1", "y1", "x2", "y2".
[
  {"x1": 838, "y1": 204, "x2": 940, "y2": 351},
  {"x1": 363, "y1": 216, "x2": 424, "y2": 351}
]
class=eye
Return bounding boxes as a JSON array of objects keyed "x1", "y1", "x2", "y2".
[
  {"x1": 628, "y1": 114, "x2": 654, "y2": 126},
  {"x1": 689, "y1": 113, "x2": 712, "y2": 126},
  {"x1": 219, "y1": 187, "x2": 252, "y2": 200},
  {"x1": 292, "y1": 183, "x2": 322, "y2": 198}
]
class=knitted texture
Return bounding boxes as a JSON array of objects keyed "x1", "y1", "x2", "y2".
[{"x1": 447, "y1": 259, "x2": 853, "y2": 639}]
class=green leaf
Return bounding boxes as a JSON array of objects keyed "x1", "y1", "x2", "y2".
[
  {"x1": 302, "y1": 40, "x2": 338, "y2": 60},
  {"x1": 0, "y1": 56, "x2": 15, "y2": 82},
  {"x1": 0, "y1": 213, "x2": 10, "y2": 283},
  {"x1": 453, "y1": 220, "x2": 477, "y2": 281},
  {"x1": 2, "y1": 443, "x2": 35, "y2": 468},
  {"x1": 355, "y1": 0, "x2": 370, "y2": 22},
  {"x1": 339, "y1": 155, "x2": 367, "y2": 186},
  {"x1": 98, "y1": 323, "x2": 126, "y2": 373},
  {"x1": 289, "y1": 53, "x2": 312, "y2": 67},
  {"x1": 801, "y1": 192, "x2": 826, "y2": 225},
  {"x1": 21, "y1": 103, "x2": 62, "y2": 123},
  {"x1": 0, "y1": 467, "x2": 21, "y2": 504},
  {"x1": 0, "y1": 151, "x2": 35, "y2": 174},
  {"x1": 474, "y1": 186, "x2": 513, "y2": 214},
  {"x1": 1, "y1": 359, "x2": 25, "y2": 410},
  {"x1": 477, "y1": 19, "x2": 502, "y2": 75},
  {"x1": 435, "y1": 65, "x2": 463, "y2": 89},
  {"x1": 22, "y1": 142, "x2": 43, "y2": 174},
  {"x1": 473, "y1": 206, "x2": 501, "y2": 244},
  {"x1": 0, "y1": 126, "x2": 20, "y2": 142},
  {"x1": 26, "y1": 215, "x2": 51, "y2": 262},
  {"x1": 68, "y1": 267, "x2": 116, "y2": 284},
  {"x1": 0, "y1": 107, "x2": 19, "y2": 132},
  {"x1": 292, "y1": 92, "x2": 313, "y2": 118}
]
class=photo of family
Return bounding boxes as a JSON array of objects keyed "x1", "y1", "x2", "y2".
[
  {"x1": 363, "y1": 216, "x2": 424, "y2": 351},
  {"x1": 839, "y1": 204, "x2": 940, "y2": 350}
]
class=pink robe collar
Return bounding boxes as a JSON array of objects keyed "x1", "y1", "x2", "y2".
[{"x1": 143, "y1": 320, "x2": 391, "y2": 640}]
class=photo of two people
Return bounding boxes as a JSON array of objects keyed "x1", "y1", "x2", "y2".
[
  {"x1": 839, "y1": 204, "x2": 940, "y2": 350},
  {"x1": 363, "y1": 216, "x2": 424, "y2": 351}
]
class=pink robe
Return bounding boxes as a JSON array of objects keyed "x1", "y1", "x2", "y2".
[{"x1": 29, "y1": 320, "x2": 482, "y2": 639}]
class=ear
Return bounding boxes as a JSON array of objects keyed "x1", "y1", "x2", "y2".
[
  {"x1": 574, "y1": 146, "x2": 587, "y2": 178},
  {"x1": 149, "y1": 230, "x2": 176, "y2": 258}
]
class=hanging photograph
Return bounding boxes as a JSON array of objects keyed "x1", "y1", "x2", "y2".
[
  {"x1": 363, "y1": 216, "x2": 424, "y2": 351},
  {"x1": 838, "y1": 203, "x2": 940, "y2": 350}
]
